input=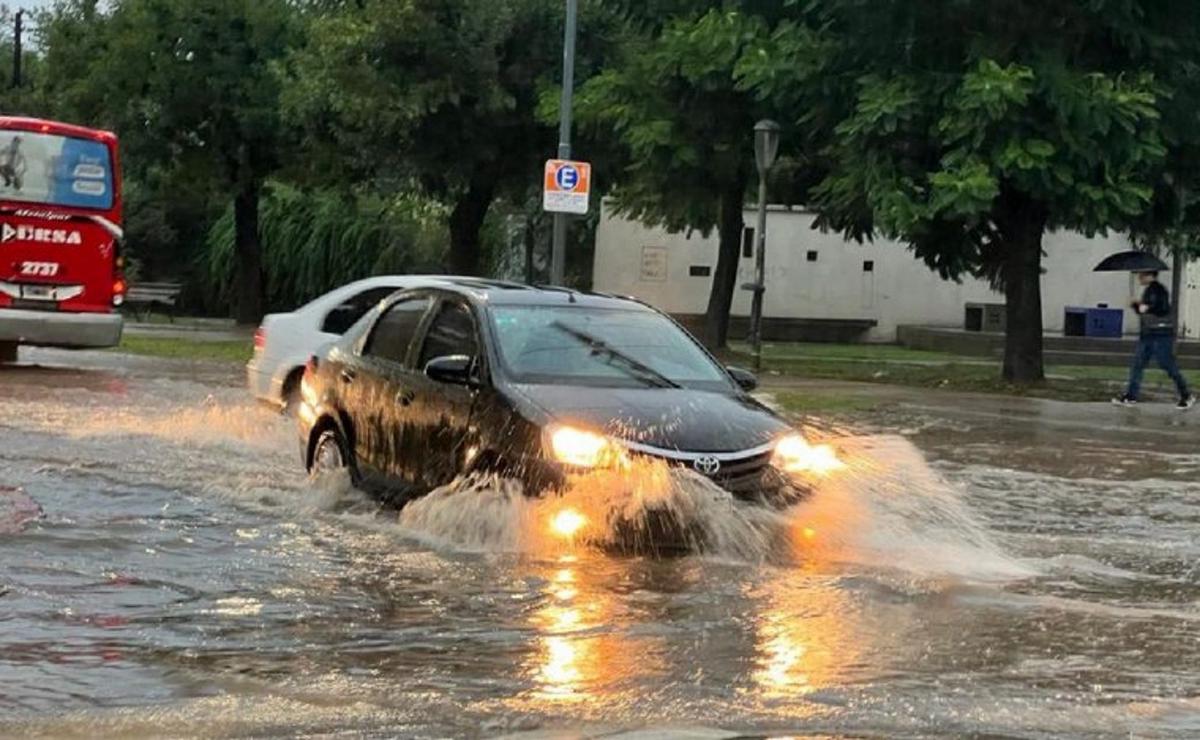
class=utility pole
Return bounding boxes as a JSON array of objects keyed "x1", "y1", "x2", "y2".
[
  {"x1": 749, "y1": 121, "x2": 781, "y2": 372},
  {"x1": 12, "y1": 10, "x2": 24, "y2": 90},
  {"x1": 549, "y1": 0, "x2": 578, "y2": 286}
]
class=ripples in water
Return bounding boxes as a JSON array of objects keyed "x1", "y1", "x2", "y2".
[{"x1": 2, "y1": 367, "x2": 1198, "y2": 737}]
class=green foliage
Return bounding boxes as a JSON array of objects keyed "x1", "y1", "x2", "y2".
[
  {"x1": 735, "y1": 1, "x2": 1185, "y2": 282},
  {"x1": 281, "y1": 0, "x2": 596, "y2": 274},
  {"x1": 202, "y1": 183, "x2": 447, "y2": 311},
  {"x1": 574, "y1": 6, "x2": 764, "y2": 234}
]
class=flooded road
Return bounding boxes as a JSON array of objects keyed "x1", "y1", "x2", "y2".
[{"x1": 2, "y1": 350, "x2": 1199, "y2": 738}]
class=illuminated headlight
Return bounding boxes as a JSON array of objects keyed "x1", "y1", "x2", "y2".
[
  {"x1": 546, "y1": 425, "x2": 623, "y2": 469},
  {"x1": 772, "y1": 432, "x2": 844, "y2": 475}
]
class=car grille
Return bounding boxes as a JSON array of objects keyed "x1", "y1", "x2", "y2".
[
  {"x1": 626, "y1": 445, "x2": 774, "y2": 492},
  {"x1": 706, "y1": 449, "x2": 774, "y2": 492}
]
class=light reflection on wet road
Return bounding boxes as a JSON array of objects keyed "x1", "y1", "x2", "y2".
[{"x1": 1, "y1": 349, "x2": 1198, "y2": 738}]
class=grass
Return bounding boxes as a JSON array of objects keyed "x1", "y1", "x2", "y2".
[
  {"x1": 724, "y1": 342, "x2": 1200, "y2": 403},
  {"x1": 113, "y1": 335, "x2": 253, "y2": 363}
]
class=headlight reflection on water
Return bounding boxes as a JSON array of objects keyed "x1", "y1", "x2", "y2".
[{"x1": 531, "y1": 557, "x2": 596, "y2": 702}]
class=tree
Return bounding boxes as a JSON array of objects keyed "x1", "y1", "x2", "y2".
[
  {"x1": 575, "y1": 5, "x2": 766, "y2": 348},
  {"x1": 283, "y1": 0, "x2": 572, "y2": 277},
  {"x1": 38, "y1": 0, "x2": 297, "y2": 324},
  {"x1": 737, "y1": 1, "x2": 1184, "y2": 381}
]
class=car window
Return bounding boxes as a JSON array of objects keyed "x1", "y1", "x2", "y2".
[
  {"x1": 419, "y1": 301, "x2": 479, "y2": 367},
  {"x1": 321, "y1": 286, "x2": 399, "y2": 334},
  {"x1": 490, "y1": 305, "x2": 733, "y2": 391},
  {"x1": 363, "y1": 297, "x2": 432, "y2": 365}
]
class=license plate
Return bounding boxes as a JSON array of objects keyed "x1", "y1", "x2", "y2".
[{"x1": 21, "y1": 285, "x2": 54, "y2": 300}]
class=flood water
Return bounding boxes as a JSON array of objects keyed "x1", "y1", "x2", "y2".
[{"x1": 2, "y1": 350, "x2": 1199, "y2": 738}]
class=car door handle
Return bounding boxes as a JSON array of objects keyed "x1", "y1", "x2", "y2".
[
  {"x1": 396, "y1": 389, "x2": 415, "y2": 407},
  {"x1": 340, "y1": 369, "x2": 356, "y2": 384}
]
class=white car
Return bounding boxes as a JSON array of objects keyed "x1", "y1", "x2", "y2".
[{"x1": 247, "y1": 275, "x2": 450, "y2": 407}]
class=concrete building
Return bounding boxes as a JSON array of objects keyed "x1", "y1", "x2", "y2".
[{"x1": 594, "y1": 203, "x2": 1199, "y2": 342}]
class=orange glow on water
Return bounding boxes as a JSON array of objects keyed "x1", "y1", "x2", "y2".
[
  {"x1": 775, "y1": 434, "x2": 845, "y2": 476},
  {"x1": 550, "y1": 508, "x2": 587, "y2": 539}
]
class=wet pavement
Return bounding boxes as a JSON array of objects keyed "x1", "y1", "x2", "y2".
[{"x1": 2, "y1": 349, "x2": 1198, "y2": 738}]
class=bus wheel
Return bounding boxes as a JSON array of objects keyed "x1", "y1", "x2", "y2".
[{"x1": 0, "y1": 342, "x2": 16, "y2": 364}]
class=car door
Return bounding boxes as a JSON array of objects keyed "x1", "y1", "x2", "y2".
[
  {"x1": 406, "y1": 297, "x2": 484, "y2": 491},
  {"x1": 349, "y1": 295, "x2": 433, "y2": 498}
]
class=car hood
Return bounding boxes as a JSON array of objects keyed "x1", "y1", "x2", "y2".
[{"x1": 509, "y1": 384, "x2": 790, "y2": 453}]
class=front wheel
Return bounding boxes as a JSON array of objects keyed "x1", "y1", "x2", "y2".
[
  {"x1": 0, "y1": 342, "x2": 17, "y2": 364},
  {"x1": 310, "y1": 428, "x2": 350, "y2": 476}
]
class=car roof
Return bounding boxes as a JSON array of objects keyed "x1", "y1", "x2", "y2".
[{"x1": 413, "y1": 278, "x2": 655, "y2": 311}]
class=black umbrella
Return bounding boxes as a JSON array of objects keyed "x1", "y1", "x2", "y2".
[{"x1": 1093, "y1": 250, "x2": 1170, "y2": 273}]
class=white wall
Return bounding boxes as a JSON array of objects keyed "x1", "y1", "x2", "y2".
[
  {"x1": 1184, "y1": 260, "x2": 1199, "y2": 339},
  {"x1": 593, "y1": 203, "x2": 1177, "y2": 342}
]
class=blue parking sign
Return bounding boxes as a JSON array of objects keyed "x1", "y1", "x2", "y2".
[{"x1": 556, "y1": 165, "x2": 579, "y2": 191}]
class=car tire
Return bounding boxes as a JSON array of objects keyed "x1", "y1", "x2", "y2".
[
  {"x1": 0, "y1": 342, "x2": 17, "y2": 364},
  {"x1": 310, "y1": 427, "x2": 351, "y2": 477},
  {"x1": 281, "y1": 368, "x2": 305, "y2": 417}
]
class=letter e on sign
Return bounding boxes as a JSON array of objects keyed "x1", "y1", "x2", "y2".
[{"x1": 543, "y1": 160, "x2": 592, "y2": 215}]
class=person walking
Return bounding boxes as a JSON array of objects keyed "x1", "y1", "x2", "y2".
[{"x1": 1113, "y1": 271, "x2": 1196, "y2": 409}]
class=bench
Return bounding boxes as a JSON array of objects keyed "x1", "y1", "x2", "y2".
[{"x1": 124, "y1": 282, "x2": 183, "y2": 322}]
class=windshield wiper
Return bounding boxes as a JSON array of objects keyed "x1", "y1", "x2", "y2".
[{"x1": 549, "y1": 321, "x2": 682, "y2": 389}]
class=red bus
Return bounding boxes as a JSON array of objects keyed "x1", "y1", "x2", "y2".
[{"x1": 0, "y1": 117, "x2": 126, "y2": 362}]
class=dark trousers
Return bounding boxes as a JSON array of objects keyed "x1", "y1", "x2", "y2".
[{"x1": 1126, "y1": 334, "x2": 1191, "y2": 399}]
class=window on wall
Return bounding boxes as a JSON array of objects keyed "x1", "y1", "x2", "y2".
[
  {"x1": 863, "y1": 260, "x2": 875, "y2": 272},
  {"x1": 742, "y1": 228, "x2": 755, "y2": 258},
  {"x1": 689, "y1": 265, "x2": 712, "y2": 277},
  {"x1": 807, "y1": 251, "x2": 819, "y2": 262}
]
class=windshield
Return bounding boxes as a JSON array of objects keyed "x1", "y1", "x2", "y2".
[
  {"x1": 0, "y1": 130, "x2": 114, "y2": 210},
  {"x1": 490, "y1": 305, "x2": 733, "y2": 391}
]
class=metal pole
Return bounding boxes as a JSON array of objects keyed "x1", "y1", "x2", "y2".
[
  {"x1": 12, "y1": 10, "x2": 23, "y2": 90},
  {"x1": 550, "y1": 0, "x2": 578, "y2": 286},
  {"x1": 750, "y1": 174, "x2": 769, "y2": 372}
]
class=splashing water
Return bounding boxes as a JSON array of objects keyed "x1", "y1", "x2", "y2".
[
  {"x1": 787, "y1": 435, "x2": 1036, "y2": 582},
  {"x1": 389, "y1": 434, "x2": 1031, "y2": 581}
]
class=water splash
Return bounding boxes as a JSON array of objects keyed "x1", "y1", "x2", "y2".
[
  {"x1": 787, "y1": 435, "x2": 1036, "y2": 582},
  {"x1": 388, "y1": 435, "x2": 1031, "y2": 582}
]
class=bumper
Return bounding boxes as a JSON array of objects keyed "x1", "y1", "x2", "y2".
[
  {"x1": 524, "y1": 454, "x2": 810, "y2": 508},
  {"x1": 0, "y1": 308, "x2": 123, "y2": 349},
  {"x1": 246, "y1": 360, "x2": 281, "y2": 405}
]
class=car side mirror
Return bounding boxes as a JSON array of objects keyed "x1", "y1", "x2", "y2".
[
  {"x1": 425, "y1": 355, "x2": 476, "y2": 386},
  {"x1": 727, "y1": 365, "x2": 758, "y2": 392}
]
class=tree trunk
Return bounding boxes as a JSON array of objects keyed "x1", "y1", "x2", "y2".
[
  {"x1": 702, "y1": 185, "x2": 746, "y2": 349},
  {"x1": 448, "y1": 173, "x2": 496, "y2": 276},
  {"x1": 996, "y1": 191, "x2": 1048, "y2": 383},
  {"x1": 233, "y1": 175, "x2": 265, "y2": 326}
]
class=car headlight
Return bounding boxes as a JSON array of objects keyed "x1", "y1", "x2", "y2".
[
  {"x1": 546, "y1": 425, "x2": 623, "y2": 469},
  {"x1": 772, "y1": 432, "x2": 844, "y2": 475}
]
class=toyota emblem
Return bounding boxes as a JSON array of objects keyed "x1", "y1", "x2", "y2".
[{"x1": 693, "y1": 456, "x2": 721, "y2": 476}]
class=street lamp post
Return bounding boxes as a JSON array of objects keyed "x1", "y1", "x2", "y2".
[
  {"x1": 550, "y1": 0, "x2": 579, "y2": 285},
  {"x1": 750, "y1": 120, "x2": 781, "y2": 372}
]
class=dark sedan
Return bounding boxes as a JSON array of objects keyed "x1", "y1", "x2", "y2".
[{"x1": 296, "y1": 279, "x2": 826, "y2": 510}]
